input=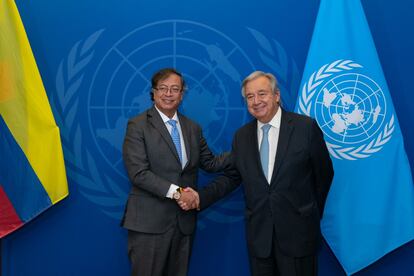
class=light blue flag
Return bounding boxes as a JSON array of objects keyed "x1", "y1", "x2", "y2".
[{"x1": 295, "y1": 0, "x2": 414, "y2": 274}]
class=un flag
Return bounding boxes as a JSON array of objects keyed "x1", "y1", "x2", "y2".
[{"x1": 295, "y1": 0, "x2": 414, "y2": 274}]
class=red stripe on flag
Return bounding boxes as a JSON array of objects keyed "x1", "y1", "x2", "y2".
[{"x1": 0, "y1": 184, "x2": 24, "y2": 238}]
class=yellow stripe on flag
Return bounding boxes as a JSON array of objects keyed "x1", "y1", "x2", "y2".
[
  {"x1": 0, "y1": 0, "x2": 68, "y2": 203},
  {"x1": 0, "y1": 61, "x2": 14, "y2": 103}
]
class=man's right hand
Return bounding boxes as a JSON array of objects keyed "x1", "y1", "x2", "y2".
[{"x1": 177, "y1": 187, "x2": 199, "y2": 211}]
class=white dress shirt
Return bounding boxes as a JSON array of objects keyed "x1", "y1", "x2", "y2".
[{"x1": 257, "y1": 108, "x2": 282, "y2": 183}]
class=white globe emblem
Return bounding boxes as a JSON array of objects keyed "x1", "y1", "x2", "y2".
[
  {"x1": 298, "y1": 60, "x2": 394, "y2": 160},
  {"x1": 315, "y1": 73, "x2": 386, "y2": 145}
]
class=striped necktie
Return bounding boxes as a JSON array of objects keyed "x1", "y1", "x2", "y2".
[{"x1": 167, "y1": 119, "x2": 182, "y2": 164}]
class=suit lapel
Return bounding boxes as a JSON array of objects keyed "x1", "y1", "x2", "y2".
[
  {"x1": 246, "y1": 120, "x2": 267, "y2": 181},
  {"x1": 147, "y1": 106, "x2": 181, "y2": 165},
  {"x1": 270, "y1": 111, "x2": 293, "y2": 185}
]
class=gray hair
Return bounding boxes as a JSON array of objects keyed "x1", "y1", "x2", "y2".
[{"x1": 241, "y1": 71, "x2": 279, "y2": 98}]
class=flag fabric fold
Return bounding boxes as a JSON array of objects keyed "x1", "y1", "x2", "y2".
[
  {"x1": 296, "y1": 0, "x2": 414, "y2": 274},
  {"x1": 0, "y1": 0, "x2": 68, "y2": 238}
]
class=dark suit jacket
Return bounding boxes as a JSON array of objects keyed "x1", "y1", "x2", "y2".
[
  {"x1": 199, "y1": 110, "x2": 333, "y2": 258},
  {"x1": 122, "y1": 106, "x2": 229, "y2": 235}
]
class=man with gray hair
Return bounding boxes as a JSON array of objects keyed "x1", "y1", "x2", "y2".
[{"x1": 180, "y1": 71, "x2": 333, "y2": 276}]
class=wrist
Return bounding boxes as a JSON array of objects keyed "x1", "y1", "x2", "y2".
[{"x1": 173, "y1": 187, "x2": 183, "y2": 200}]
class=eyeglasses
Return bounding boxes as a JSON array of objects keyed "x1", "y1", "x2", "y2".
[{"x1": 153, "y1": 85, "x2": 182, "y2": 94}]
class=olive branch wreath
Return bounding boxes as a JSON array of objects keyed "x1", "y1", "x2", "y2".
[
  {"x1": 52, "y1": 29, "x2": 127, "y2": 220},
  {"x1": 51, "y1": 26, "x2": 305, "y2": 223}
]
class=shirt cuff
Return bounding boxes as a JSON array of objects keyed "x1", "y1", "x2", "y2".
[{"x1": 166, "y1": 184, "x2": 179, "y2": 199}]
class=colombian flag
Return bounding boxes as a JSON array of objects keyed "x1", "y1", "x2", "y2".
[{"x1": 0, "y1": 0, "x2": 68, "y2": 238}]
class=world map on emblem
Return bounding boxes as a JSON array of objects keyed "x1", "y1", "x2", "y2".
[{"x1": 314, "y1": 73, "x2": 387, "y2": 145}]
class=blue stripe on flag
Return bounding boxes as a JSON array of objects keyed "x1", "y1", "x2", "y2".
[{"x1": 0, "y1": 116, "x2": 52, "y2": 222}]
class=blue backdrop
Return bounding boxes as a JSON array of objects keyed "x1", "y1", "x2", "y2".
[{"x1": 2, "y1": 0, "x2": 413, "y2": 275}]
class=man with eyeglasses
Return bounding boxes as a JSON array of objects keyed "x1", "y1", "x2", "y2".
[
  {"x1": 179, "y1": 71, "x2": 333, "y2": 276},
  {"x1": 121, "y1": 68, "x2": 230, "y2": 276}
]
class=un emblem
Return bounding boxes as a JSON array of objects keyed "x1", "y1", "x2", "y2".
[
  {"x1": 298, "y1": 60, "x2": 394, "y2": 160},
  {"x1": 52, "y1": 20, "x2": 300, "y2": 221}
]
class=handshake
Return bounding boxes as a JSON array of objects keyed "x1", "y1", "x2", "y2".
[{"x1": 176, "y1": 187, "x2": 200, "y2": 211}]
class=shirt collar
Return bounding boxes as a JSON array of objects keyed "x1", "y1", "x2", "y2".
[
  {"x1": 257, "y1": 107, "x2": 282, "y2": 130},
  {"x1": 154, "y1": 105, "x2": 179, "y2": 123}
]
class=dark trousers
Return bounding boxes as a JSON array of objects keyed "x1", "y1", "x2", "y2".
[
  {"x1": 249, "y1": 228, "x2": 317, "y2": 276},
  {"x1": 128, "y1": 225, "x2": 191, "y2": 276}
]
